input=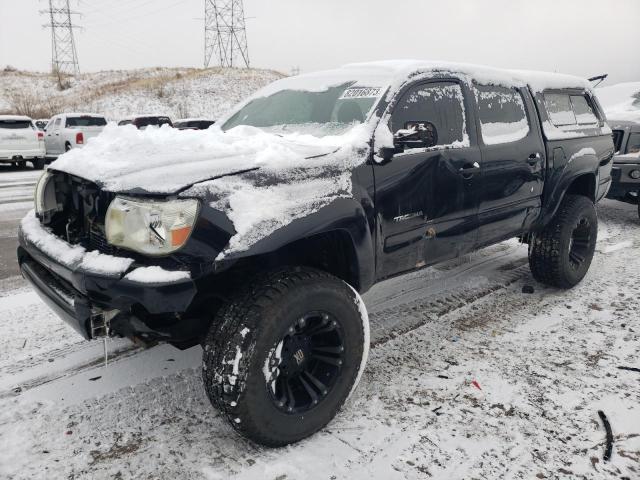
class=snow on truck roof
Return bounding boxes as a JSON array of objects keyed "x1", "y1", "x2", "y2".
[{"x1": 263, "y1": 60, "x2": 591, "y2": 96}]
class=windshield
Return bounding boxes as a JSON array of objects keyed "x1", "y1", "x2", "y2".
[
  {"x1": 0, "y1": 120, "x2": 33, "y2": 130},
  {"x1": 222, "y1": 82, "x2": 383, "y2": 137},
  {"x1": 66, "y1": 116, "x2": 107, "y2": 127}
]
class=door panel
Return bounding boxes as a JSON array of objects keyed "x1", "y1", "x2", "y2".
[
  {"x1": 374, "y1": 79, "x2": 481, "y2": 279},
  {"x1": 474, "y1": 86, "x2": 546, "y2": 245}
]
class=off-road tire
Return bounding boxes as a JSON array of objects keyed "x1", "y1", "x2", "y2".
[
  {"x1": 528, "y1": 194, "x2": 597, "y2": 288},
  {"x1": 32, "y1": 158, "x2": 45, "y2": 170},
  {"x1": 202, "y1": 267, "x2": 368, "y2": 447}
]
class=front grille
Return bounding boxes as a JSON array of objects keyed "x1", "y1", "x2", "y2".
[{"x1": 89, "y1": 226, "x2": 116, "y2": 255}]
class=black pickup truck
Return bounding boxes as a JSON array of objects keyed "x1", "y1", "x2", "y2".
[
  {"x1": 607, "y1": 119, "x2": 640, "y2": 217},
  {"x1": 18, "y1": 61, "x2": 613, "y2": 447}
]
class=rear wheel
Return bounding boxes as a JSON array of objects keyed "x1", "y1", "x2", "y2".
[
  {"x1": 528, "y1": 194, "x2": 597, "y2": 288},
  {"x1": 65, "y1": 142, "x2": 72, "y2": 152},
  {"x1": 202, "y1": 267, "x2": 369, "y2": 447}
]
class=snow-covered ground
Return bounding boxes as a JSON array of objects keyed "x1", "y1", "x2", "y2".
[
  {"x1": 0, "y1": 67, "x2": 283, "y2": 120},
  {"x1": 0, "y1": 197, "x2": 638, "y2": 479}
]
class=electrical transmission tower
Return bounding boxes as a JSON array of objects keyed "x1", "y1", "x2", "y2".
[
  {"x1": 204, "y1": 0, "x2": 250, "y2": 68},
  {"x1": 41, "y1": 0, "x2": 80, "y2": 77}
]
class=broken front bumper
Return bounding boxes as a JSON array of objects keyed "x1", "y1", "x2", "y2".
[{"x1": 17, "y1": 217, "x2": 198, "y2": 342}]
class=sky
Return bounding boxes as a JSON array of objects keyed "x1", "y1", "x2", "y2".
[{"x1": 0, "y1": 0, "x2": 639, "y2": 86}]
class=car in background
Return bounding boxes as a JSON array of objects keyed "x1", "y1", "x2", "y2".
[
  {"x1": 45, "y1": 113, "x2": 107, "y2": 159},
  {"x1": 607, "y1": 119, "x2": 640, "y2": 217},
  {"x1": 173, "y1": 118, "x2": 215, "y2": 130},
  {"x1": 118, "y1": 115, "x2": 173, "y2": 129},
  {"x1": 34, "y1": 119, "x2": 49, "y2": 131},
  {"x1": 0, "y1": 115, "x2": 46, "y2": 169}
]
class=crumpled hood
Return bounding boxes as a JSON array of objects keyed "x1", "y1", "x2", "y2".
[{"x1": 49, "y1": 123, "x2": 349, "y2": 194}]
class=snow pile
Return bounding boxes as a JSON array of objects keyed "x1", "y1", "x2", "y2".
[
  {"x1": 50, "y1": 123, "x2": 351, "y2": 193},
  {"x1": 595, "y1": 82, "x2": 640, "y2": 122},
  {"x1": 124, "y1": 266, "x2": 190, "y2": 283}
]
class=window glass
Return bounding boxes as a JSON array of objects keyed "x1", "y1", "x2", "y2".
[
  {"x1": 544, "y1": 93, "x2": 576, "y2": 126},
  {"x1": 612, "y1": 130, "x2": 624, "y2": 152},
  {"x1": 65, "y1": 116, "x2": 107, "y2": 127},
  {"x1": 390, "y1": 81, "x2": 467, "y2": 147},
  {"x1": 0, "y1": 120, "x2": 32, "y2": 129},
  {"x1": 223, "y1": 83, "x2": 381, "y2": 137},
  {"x1": 475, "y1": 84, "x2": 530, "y2": 145},
  {"x1": 570, "y1": 96, "x2": 598, "y2": 125},
  {"x1": 627, "y1": 133, "x2": 640, "y2": 154}
]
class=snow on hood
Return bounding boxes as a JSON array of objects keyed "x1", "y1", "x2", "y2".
[
  {"x1": 49, "y1": 121, "x2": 375, "y2": 259},
  {"x1": 49, "y1": 123, "x2": 368, "y2": 194}
]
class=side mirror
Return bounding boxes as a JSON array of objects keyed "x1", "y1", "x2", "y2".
[{"x1": 379, "y1": 146, "x2": 399, "y2": 162}]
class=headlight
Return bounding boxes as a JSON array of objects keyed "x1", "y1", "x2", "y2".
[
  {"x1": 34, "y1": 171, "x2": 55, "y2": 217},
  {"x1": 629, "y1": 169, "x2": 640, "y2": 180},
  {"x1": 105, "y1": 196, "x2": 200, "y2": 256}
]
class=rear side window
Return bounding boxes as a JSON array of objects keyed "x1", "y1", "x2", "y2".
[
  {"x1": 544, "y1": 93, "x2": 600, "y2": 127},
  {"x1": 66, "y1": 116, "x2": 107, "y2": 127},
  {"x1": 475, "y1": 84, "x2": 530, "y2": 145},
  {"x1": 627, "y1": 133, "x2": 640, "y2": 154},
  {"x1": 570, "y1": 96, "x2": 598, "y2": 125},
  {"x1": 0, "y1": 120, "x2": 33, "y2": 129},
  {"x1": 390, "y1": 81, "x2": 467, "y2": 147},
  {"x1": 544, "y1": 94, "x2": 576, "y2": 126}
]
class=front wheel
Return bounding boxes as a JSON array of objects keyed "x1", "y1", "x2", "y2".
[
  {"x1": 528, "y1": 194, "x2": 597, "y2": 288},
  {"x1": 202, "y1": 267, "x2": 369, "y2": 447}
]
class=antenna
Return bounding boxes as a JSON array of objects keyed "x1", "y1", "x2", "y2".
[
  {"x1": 41, "y1": 0, "x2": 80, "y2": 82},
  {"x1": 204, "y1": 0, "x2": 250, "y2": 68}
]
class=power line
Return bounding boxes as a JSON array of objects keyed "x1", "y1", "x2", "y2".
[
  {"x1": 41, "y1": 0, "x2": 81, "y2": 77},
  {"x1": 204, "y1": 0, "x2": 250, "y2": 68}
]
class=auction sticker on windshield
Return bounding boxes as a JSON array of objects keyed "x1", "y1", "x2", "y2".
[{"x1": 339, "y1": 87, "x2": 382, "y2": 99}]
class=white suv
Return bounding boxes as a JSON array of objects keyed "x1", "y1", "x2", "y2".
[
  {"x1": 45, "y1": 113, "x2": 107, "y2": 158},
  {"x1": 0, "y1": 115, "x2": 46, "y2": 169}
]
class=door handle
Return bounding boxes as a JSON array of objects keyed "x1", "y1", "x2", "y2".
[
  {"x1": 527, "y1": 152, "x2": 541, "y2": 165},
  {"x1": 458, "y1": 161, "x2": 481, "y2": 177}
]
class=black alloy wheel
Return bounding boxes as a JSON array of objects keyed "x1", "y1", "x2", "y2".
[{"x1": 264, "y1": 310, "x2": 345, "y2": 414}]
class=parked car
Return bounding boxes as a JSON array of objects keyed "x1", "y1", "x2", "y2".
[
  {"x1": 173, "y1": 118, "x2": 215, "y2": 130},
  {"x1": 118, "y1": 115, "x2": 173, "y2": 129},
  {"x1": 18, "y1": 61, "x2": 613, "y2": 447},
  {"x1": 34, "y1": 119, "x2": 49, "y2": 131},
  {"x1": 44, "y1": 113, "x2": 107, "y2": 158},
  {"x1": 606, "y1": 119, "x2": 640, "y2": 217},
  {"x1": 0, "y1": 115, "x2": 46, "y2": 169}
]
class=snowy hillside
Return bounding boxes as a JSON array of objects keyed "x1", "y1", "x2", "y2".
[
  {"x1": 0, "y1": 67, "x2": 284, "y2": 121},
  {"x1": 595, "y1": 81, "x2": 640, "y2": 122}
]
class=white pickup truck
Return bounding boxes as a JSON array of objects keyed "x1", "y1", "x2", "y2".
[
  {"x1": 44, "y1": 113, "x2": 107, "y2": 158},
  {"x1": 0, "y1": 115, "x2": 46, "y2": 169}
]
